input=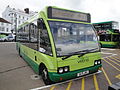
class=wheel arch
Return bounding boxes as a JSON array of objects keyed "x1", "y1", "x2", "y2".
[{"x1": 39, "y1": 63, "x2": 47, "y2": 75}]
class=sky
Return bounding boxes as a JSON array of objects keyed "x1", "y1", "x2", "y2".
[{"x1": 0, "y1": 0, "x2": 120, "y2": 23}]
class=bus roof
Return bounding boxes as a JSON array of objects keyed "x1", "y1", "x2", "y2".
[
  {"x1": 93, "y1": 21, "x2": 118, "y2": 24},
  {"x1": 18, "y1": 6, "x2": 91, "y2": 29}
]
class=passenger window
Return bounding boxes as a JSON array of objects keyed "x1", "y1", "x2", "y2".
[
  {"x1": 29, "y1": 20, "x2": 38, "y2": 50},
  {"x1": 17, "y1": 25, "x2": 29, "y2": 47}
]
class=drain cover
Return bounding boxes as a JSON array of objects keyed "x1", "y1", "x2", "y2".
[{"x1": 31, "y1": 75, "x2": 41, "y2": 80}]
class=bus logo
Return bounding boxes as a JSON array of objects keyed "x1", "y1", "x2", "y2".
[{"x1": 77, "y1": 57, "x2": 89, "y2": 63}]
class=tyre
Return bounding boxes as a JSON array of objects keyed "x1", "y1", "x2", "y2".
[
  {"x1": 41, "y1": 66, "x2": 52, "y2": 85},
  {"x1": 100, "y1": 43, "x2": 102, "y2": 48},
  {"x1": 19, "y1": 48, "x2": 22, "y2": 57},
  {"x1": 4, "y1": 39, "x2": 7, "y2": 42}
]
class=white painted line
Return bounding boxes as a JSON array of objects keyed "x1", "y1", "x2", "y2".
[
  {"x1": 0, "y1": 42, "x2": 15, "y2": 44},
  {"x1": 101, "y1": 52, "x2": 117, "y2": 55},
  {"x1": 30, "y1": 70, "x2": 102, "y2": 90},
  {"x1": 101, "y1": 48, "x2": 116, "y2": 51},
  {"x1": 102, "y1": 54, "x2": 117, "y2": 59}
]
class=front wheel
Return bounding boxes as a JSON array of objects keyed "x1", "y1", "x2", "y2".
[{"x1": 41, "y1": 67, "x2": 52, "y2": 85}]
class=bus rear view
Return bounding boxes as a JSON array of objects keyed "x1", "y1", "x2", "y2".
[{"x1": 16, "y1": 6, "x2": 102, "y2": 85}]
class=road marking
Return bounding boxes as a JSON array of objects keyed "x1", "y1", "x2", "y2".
[
  {"x1": 102, "y1": 55, "x2": 117, "y2": 58},
  {"x1": 115, "y1": 74, "x2": 120, "y2": 79},
  {"x1": 110, "y1": 57, "x2": 120, "y2": 63},
  {"x1": 101, "y1": 48, "x2": 116, "y2": 51},
  {"x1": 81, "y1": 77, "x2": 85, "y2": 90},
  {"x1": 0, "y1": 42, "x2": 15, "y2": 44},
  {"x1": 93, "y1": 74, "x2": 99, "y2": 90},
  {"x1": 50, "y1": 86, "x2": 56, "y2": 90},
  {"x1": 0, "y1": 65, "x2": 28, "y2": 74},
  {"x1": 102, "y1": 58, "x2": 120, "y2": 72},
  {"x1": 101, "y1": 52, "x2": 116, "y2": 55},
  {"x1": 30, "y1": 71, "x2": 102, "y2": 90},
  {"x1": 114, "y1": 56, "x2": 120, "y2": 60},
  {"x1": 101, "y1": 52, "x2": 117, "y2": 56},
  {"x1": 102, "y1": 68, "x2": 112, "y2": 86},
  {"x1": 66, "y1": 81, "x2": 72, "y2": 90},
  {"x1": 106, "y1": 57, "x2": 120, "y2": 66}
]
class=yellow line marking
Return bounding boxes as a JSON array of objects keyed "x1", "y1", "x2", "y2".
[
  {"x1": 81, "y1": 77, "x2": 85, "y2": 90},
  {"x1": 102, "y1": 68, "x2": 112, "y2": 86},
  {"x1": 102, "y1": 58, "x2": 120, "y2": 72},
  {"x1": 111, "y1": 56, "x2": 120, "y2": 63},
  {"x1": 93, "y1": 74, "x2": 99, "y2": 90},
  {"x1": 106, "y1": 57, "x2": 120, "y2": 66},
  {"x1": 50, "y1": 86, "x2": 56, "y2": 90},
  {"x1": 115, "y1": 74, "x2": 120, "y2": 79},
  {"x1": 66, "y1": 81, "x2": 72, "y2": 90},
  {"x1": 113, "y1": 56, "x2": 120, "y2": 59}
]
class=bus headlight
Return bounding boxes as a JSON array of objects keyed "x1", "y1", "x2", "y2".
[
  {"x1": 94, "y1": 59, "x2": 101, "y2": 65},
  {"x1": 95, "y1": 61, "x2": 98, "y2": 65},
  {"x1": 58, "y1": 68, "x2": 64, "y2": 73},
  {"x1": 98, "y1": 61, "x2": 101, "y2": 64},
  {"x1": 58, "y1": 66, "x2": 69, "y2": 74},
  {"x1": 64, "y1": 66, "x2": 69, "y2": 72}
]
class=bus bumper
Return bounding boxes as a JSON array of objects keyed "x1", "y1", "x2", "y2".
[{"x1": 48, "y1": 64, "x2": 102, "y2": 82}]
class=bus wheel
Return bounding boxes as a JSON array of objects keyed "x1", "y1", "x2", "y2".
[
  {"x1": 100, "y1": 43, "x2": 102, "y2": 48},
  {"x1": 41, "y1": 66, "x2": 52, "y2": 85},
  {"x1": 19, "y1": 48, "x2": 22, "y2": 57}
]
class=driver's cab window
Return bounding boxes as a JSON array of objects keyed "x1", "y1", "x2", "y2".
[{"x1": 39, "y1": 19, "x2": 52, "y2": 56}]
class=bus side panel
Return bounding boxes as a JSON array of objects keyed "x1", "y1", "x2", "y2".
[
  {"x1": 18, "y1": 43, "x2": 39, "y2": 74},
  {"x1": 100, "y1": 41, "x2": 118, "y2": 47},
  {"x1": 17, "y1": 43, "x2": 57, "y2": 74}
]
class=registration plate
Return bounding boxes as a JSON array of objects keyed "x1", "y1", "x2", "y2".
[{"x1": 77, "y1": 70, "x2": 89, "y2": 77}]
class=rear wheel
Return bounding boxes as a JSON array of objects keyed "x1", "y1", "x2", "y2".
[
  {"x1": 19, "y1": 48, "x2": 22, "y2": 57},
  {"x1": 41, "y1": 66, "x2": 52, "y2": 85},
  {"x1": 100, "y1": 43, "x2": 102, "y2": 48}
]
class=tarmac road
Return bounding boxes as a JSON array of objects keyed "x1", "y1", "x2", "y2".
[{"x1": 0, "y1": 42, "x2": 120, "y2": 90}]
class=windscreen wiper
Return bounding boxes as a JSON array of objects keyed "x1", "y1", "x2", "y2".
[
  {"x1": 62, "y1": 50, "x2": 88, "y2": 60},
  {"x1": 62, "y1": 48, "x2": 99, "y2": 60},
  {"x1": 87, "y1": 48, "x2": 100, "y2": 53}
]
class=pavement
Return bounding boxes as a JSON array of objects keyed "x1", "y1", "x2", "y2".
[{"x1": 0, "y1": 42, "x2": 120, "y2": 90}]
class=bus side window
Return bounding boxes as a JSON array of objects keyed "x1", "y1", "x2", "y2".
[
  {"x1": 29, "y1": 21, "x2": 38, "y2": 50},
  {"x1": 39, "y1": 20, "x2": 52, "y2": 56},
  {"x1": 17, "y1": 25, "x2": 29, "y2": 46}
]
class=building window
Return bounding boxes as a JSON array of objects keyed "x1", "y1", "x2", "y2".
[
  {"x1": 1, "y1": 23, "x2": 4, "y2": 25},
  {"x1": 19, "y1": 15, "x2": 21, "y2": 18},
  {"x1": 23, "y1": 17, "x2": 24, "y2": 19},
  {"x1": 6, "y1": 23, "x2": 9, "y2": 26},
  {"x1": 6, "y1": 28, "x2": 9, "y2": 32},
  {"x1": 19, "y1": 21, "x2": 21, "y2": 24},
  {"x1": 2, "y1": 27, "x2": 4, "y2": 31}
]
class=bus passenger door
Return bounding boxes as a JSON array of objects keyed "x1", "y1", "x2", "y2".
[{"x1": 37, "y1": 19, "x2": 57, "y2": 71}]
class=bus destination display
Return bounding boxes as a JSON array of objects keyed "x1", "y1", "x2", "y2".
[{"x1": 48, "y1": 7, "x2": 91, "y2": 23}]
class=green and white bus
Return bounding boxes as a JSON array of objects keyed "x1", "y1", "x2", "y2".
[
  {"x1": 16, "y1": 6, "x2": 102, "y2": 85},
  {"x1": 93, "y1": 21, "x2": 120, "y2": 48}
]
